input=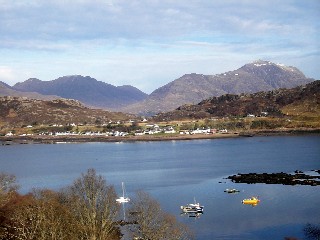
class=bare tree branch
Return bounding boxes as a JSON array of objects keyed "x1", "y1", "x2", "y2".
[
  {"x1": 65, "y1": 169, "x2": 120, "y2": 240},
  {"x1": 128, "y1": 191, "x2": 194, "y2": 240}
]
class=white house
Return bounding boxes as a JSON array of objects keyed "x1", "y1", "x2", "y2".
[
  {"x1": 135, "y1": 130, "x2": 145, "y2": 136},
  {"x1": 164, "y1": 127, "x2": 176, "y2": 134},
  {"x1": 5, "y1": 131, "x2": 14, "y2": 136},
  {"x1": 219, "y1": 129, "x2": 228, "y2": 133}
]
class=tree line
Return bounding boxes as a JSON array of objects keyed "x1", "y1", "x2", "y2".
[{"x1": 0, "y1": 169, "x2": 193, "y2": 240}]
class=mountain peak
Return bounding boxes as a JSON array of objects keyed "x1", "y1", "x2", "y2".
[
  {"x1": 240, "y1": 60, "x2": 305, "y2": 77},
  {"x1": 55, "y1": 75, "x2": 97, "y2": 83},
  {"x1": 246, "y1": 60, "x2": 300, "y2": 72},
  {"x1": 0, "y1": 81, "x2": 12, "y2": 89},
  {"x1": 247, "y1": 59, "x2": 282, "y2": 68},
  {"x1": 14, "y1": 78, "x2": 42, "y2": 88},
  {"x1": 24, "y1": 78, "x2": 42, "y2": 84},
  {"x1": 252, "y1": 59, "x2": 272, "y2": 65}
]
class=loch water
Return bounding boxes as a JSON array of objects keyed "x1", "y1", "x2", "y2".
[{"x1": 1, "y1": 135, "x2": 320, "y2": 239}]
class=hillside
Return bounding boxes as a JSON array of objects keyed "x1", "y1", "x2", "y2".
[
  {"x1": 121, "y1": 60, "x2": 314, "y2": 116},
  {"x1": 0, "y1": 96, "x2": 133, "y2": 128},
  {"x1": 152, "y1": 80, "x2": 320, "y2": 122},
  {"x1": 13, "y1": 75, "x2": 148, "y2": 110}
]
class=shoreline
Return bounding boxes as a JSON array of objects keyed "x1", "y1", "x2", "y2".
[
  {"x1": 1, "y1": 128, "x2": 319, "y2": 144},
  {"x1": 0, "y1": 132, "x2": 240, "y2": 144}
]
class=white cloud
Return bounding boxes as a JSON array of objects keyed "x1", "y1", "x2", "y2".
[
  {"x1": 0, "y1": 66, "x2": 15, "y2": 82},
  {"x1": 0, "y1": 67, "x2": 29, "y2": 87},
  {"x1": 0, "y1": 0, "x2": 319, "y2": 92},
  {"x1": 1, "y1": 0, "x2": 318, "y2": 45},
  {"x1": 0, "y1": 65, "x2": 36, "y2": 86}
]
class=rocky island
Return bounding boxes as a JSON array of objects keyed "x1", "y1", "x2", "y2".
[{"x1": 227, "y1": 171, "x2": 320, "y2": 186}]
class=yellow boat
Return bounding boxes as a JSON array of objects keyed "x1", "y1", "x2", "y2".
[{"x1": 242, "y1": 197, "x2": 260, "y2": 205}]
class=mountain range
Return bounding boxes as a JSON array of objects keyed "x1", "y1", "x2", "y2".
[
  {"x1": 0, "y1": 60, "x2": 315, "y2": 116},
  {"x1": 1, "y1": 80, "x2": 318, "y2": 129},
  {"x1": 120, "y1": 60, "x2": 314, "y2": 115},
  {"x1": 12, "y1": 75, "x2": 148, "y2": 109}
]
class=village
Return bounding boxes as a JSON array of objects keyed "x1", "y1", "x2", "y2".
[{"x1": 3, "y1": 119, "x2": 229, "y2": 138}]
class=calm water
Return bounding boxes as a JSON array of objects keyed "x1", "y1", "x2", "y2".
[{"x1": 1, "y1": 135, "x2": 320, "y2": 239}]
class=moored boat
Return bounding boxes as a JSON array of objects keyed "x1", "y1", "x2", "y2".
[
  {"x1": 116, "y1": 182, "x2": 130, "y2": 203},
  {"x1": 181, "y1": 201, "x2": 204, "y2": 213},
  {"x1": 242, "y1": 196, "x2": 260, "y2": 205},
  {"x1": 224, "y1": 188, "x2": 240, "y2": 193}
]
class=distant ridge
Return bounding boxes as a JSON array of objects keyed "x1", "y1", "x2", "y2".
[
  {"x1": 13, "y1": 75, "x2": 148, "y2": 110},
  {"x1": 121, "y1": 60, "x2": 314, "y2": 116},
  {"x1": 0, "y1": 81, "x2": 58, "y2": 100}
]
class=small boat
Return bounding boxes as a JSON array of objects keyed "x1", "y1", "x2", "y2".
[
  {"x1": 242, "y1": 196, "x2": 260, "y2": 205},
  {"x1": 224, "y1": 188, "x2": 240, "y2": 193},
  {"x1": 116, "y1": 182, "x2": 130, "y2": 203},
  {"x1": 181, "y1": 199, "x2": 204, "y2": 213}
]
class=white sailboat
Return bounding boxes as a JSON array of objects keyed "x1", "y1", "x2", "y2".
[{"x1": 116, "y1": 182, "x2": 130, "y2": 203}]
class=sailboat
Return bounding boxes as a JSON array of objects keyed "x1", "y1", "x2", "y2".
[{"x1": 116, "y1": 182, "x2": 130, "y2": 203}]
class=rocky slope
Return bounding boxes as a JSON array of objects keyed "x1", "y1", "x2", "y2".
[
  {"x1": 121, "y1": 60, "x2": 314, "y2": 116},
  {"x1": 152, "y1": 80, "x2": 320, "y2": 121},
  {"x1": 12, "y1": 75, "x2": 148, "y2": 110}
]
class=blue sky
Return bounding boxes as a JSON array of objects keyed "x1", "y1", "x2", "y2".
[{"x1": 0, "y1": 0, "x2": 319, "y2": 93}]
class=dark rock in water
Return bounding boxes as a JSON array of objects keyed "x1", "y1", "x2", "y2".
[
  {"x1": 227, "y1": 172, "x2": 320, "y2": 186},
  {"x1": 239, "y1": 132, "x2": 254, "y2": 137}
]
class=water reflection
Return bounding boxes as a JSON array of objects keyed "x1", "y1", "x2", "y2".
[{"x1": 180, "y1": 212, "x2": 203, "y2": 219}]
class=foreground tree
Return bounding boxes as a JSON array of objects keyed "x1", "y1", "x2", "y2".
[
  {"x1": 128, "y1": 191, "x2": 194, "y2": 240},
  {"x1": 0, "y1": 190, "x2": 79, "y2": 240},
  {"x1": 1, "y1": 170, "x2": 120, "y2": 240},
  {"x1": 0, "y1": 172, "x2": 20, "y2": 239},
  {"x1": 1, "y1": 171, "x2": 193, "y2": 240},
  {"x1": 64, "y1": 168, "x2": 120, "y2": 240},
  {"x1": 0, "y1": 193, "x2": 35, "y2": 239},
  {"x1": 0, "y1": 173, "x2": 19, "y2": 207}
]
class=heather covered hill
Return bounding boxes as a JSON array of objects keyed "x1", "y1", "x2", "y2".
[
  {"x1": 0, "y1": 96, "x2": 133, "y2": 127},
  {"x1": 13, "y1": 75, "x2": 148, "y2": 110},
  {"x1": 121, "y1": 60, "x2": 314, "y2": 116},
  {"x1": 152, "y1": 80, "x2": 320, "y2": 122}
]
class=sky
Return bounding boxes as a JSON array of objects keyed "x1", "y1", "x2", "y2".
[{"x1": 0, "y1": 0, "x2": 319, "y2": 94}]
